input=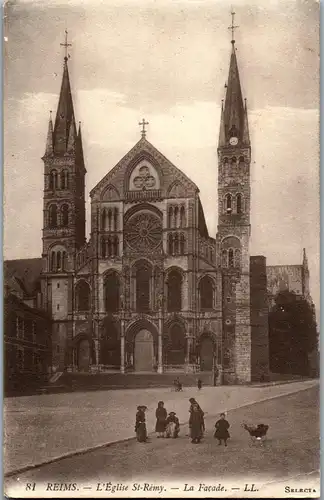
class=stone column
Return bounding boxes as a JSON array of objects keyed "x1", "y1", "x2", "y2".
[
  {"x1": 120, "y1": 317, "x2": 125, "y2": 374},
  {"x1": 94, "y1": 338, "x2": 99, "y2": 371},
  {"x1": 158, "y1": 314, "x2": 163, "y2": 374}
]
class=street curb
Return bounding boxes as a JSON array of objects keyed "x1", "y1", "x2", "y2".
[{"x1": 4, "y1": 382, "x2": 318, "y2": 479}]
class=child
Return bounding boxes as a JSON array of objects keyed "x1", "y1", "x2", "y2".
[
  {"x1": 214, "y1": 412, "x2": 230, "y2": 446},
  {"x1": 135, "y1": 405, "x2": 147, "y2": 442},
  {"x1": 165, "y1": 411, "x2": 180, "y2": 438},
  {"x1": 197, "y1": 379, "x2": 202, "y2": 390},
  {"x1": 189, "y1": 403, "x2": 204, "y2": 443},
  {"x1": 155, "y1": 401, "x2": 167, "y2": 438}
]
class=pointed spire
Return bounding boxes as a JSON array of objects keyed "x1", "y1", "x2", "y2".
[
  {"x1": 45, "y1": 111, "x2": 54, "y2": 156},
  {"x1": 218, "y1": 100, "x2": 226, "y2": 147},
  {"x1": 303, "y1": 248, "x2": 309, "y2": 272},
  {"x1": 77, "y1": 121, "x2": 86, "y2": 170},
  {"x1": 53, "y1": 57, "x2": 76, "y2": 154},
  {"x1": 242, "y1": 98, "x2": 250, "y2": 145},
  {"x1": 219, "y1": 13, "x2": 250, "y2": 148}
]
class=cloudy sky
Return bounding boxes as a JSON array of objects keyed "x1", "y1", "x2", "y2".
[{"x1": 4, "y1": 0, "x2": 320, "y2": 316}]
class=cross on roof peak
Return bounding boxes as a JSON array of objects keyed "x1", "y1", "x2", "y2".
[
  {"x1": 60, "y1": 29, "x2": 72, "y2": 61},
  {"x1": 228, "y1": 10, "x2": 239, "y2": 44},
  {"x1": 138, "y1": 118, "x2": 149, "y2": 138}
]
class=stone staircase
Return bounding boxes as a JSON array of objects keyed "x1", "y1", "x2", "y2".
[{"x1": 42, "y1": 371, "x2": 214, "y2": 394}]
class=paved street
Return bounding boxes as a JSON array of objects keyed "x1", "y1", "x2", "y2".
[
  {"x1": 5, "y1": 385, "x2": 319, "y2": 498},
  {"x1": 4, "y1": 380, "x2": 317, "y2": 475}
]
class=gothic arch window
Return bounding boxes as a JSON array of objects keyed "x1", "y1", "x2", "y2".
[
  {"x1": 231, "y1": 157, "x2": 237, "y2": 165},
  {"x1": 174, "y1": 206, "x2": 179, "y2": 228},
  {"x1": 104, "y1": 272, "x2": 120, "y2": 313},
  {"x1": 135, "y1": 262, "x2": 152, "y2": 312},
  {"x1": 101, "y1": 237, "x2": 106, "y2": 258},
  {"x1": 180, "y1": 206, "x2": 185, "y2": 228},
  {"x1": 49, "y1": 170, "x2": 58, "y2": 190},
  {"x1": 168, "y1": 233, "x2": 173, "y2": 255},
  {"x1": 62, "y1": 251, "x2": 67, "y2": 271},
  {"x1": 101, "y1": 208, "x2": 107, "y2": 231},
  {"x1": 75, "y1": 280, "x2": 91, "y2": 311},
  {"x1": 180, "y1": 233, "x2": 185, "y2": 255},
  {"x1": 236, "y1": 193, "x2": 243, "y2": 214},
  {"x1": 107, "y1": 209, "x2": 112, "y2": 231},
  {"x1": 168, "y1": 323, "x2": 186, "y2": 365},
  {"x1": 114, "y1": 207, "x2": 118, "y2": 231},
  {"x1": 57, "y1": 252, "x2": 62, "y2": 271},
  {"x1": 61, "y1": 204, "x2": 69, "y2": 226},
  {"x1": 234, "y1": 248, "x2": 241, "y2": 268},
  {"x1": 223, "y1": 157, "x2": 229, "y2": 166},
  {"x1": 228, "y1": 248, "x2": 234, "y2": 268},
  {"x1": 239, "y1": 156, "x2": 245, "y2": 164},
  {"x1": 50, "y1": 251, "x2": 56, "y2": 271},
  {"x1": 167, "y1": 269, "x2": 182, "y2": 312},
  {"x1": 49, "y1": 246, "x2": 67, "y2": 272},
  {"x1": 225, "y1": 194, "x2": 232, "y2": 214},
  {"x1": 61, "y1": 170, "x2": 69, "y2": 190},
  {"x1": 107, "y1": 237, "x2": 112, "y2": 257},
  {"x1": 49, "y1": 204, "x2": 58, "y2": 228},
  {"x1": 174, "y1": 233, "x2": 179, "y2": 255},
  {"x1": 199, "y1": 276, "x2": 214, "y2": 310},
  {"x1": 168, "y1": 207, "x2": 173, "y2": 228},
  {"x1": 113, "y1": 236, "x2": 119, "y2": 256},
  {"x1": 222, "y1": 249, "x2": 227, "y2": 267}
]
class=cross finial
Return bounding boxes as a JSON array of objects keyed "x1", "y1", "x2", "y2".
[
  {"x1": 60, "y1": 29, "x2": 72, "y2": 61},
  {"x1": 138, "y1": 118, "x2": 149, "y2": 138},
  {"x1": 228, "y1": 9, "x2": 239, "y2": 44}
]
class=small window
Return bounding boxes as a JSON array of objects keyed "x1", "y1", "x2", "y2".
[
  {"x1": 57, "y1": 304, "x2": 60, "y2": 311},
  {"x1": 228, "y1": 249, "x2": 234, "y2": 268},
  {"x1": 236, "y1": 194, "x2": 242, "y2": 214},
  {"x1": 56, "y1": 345, "x2": 60, "y2": 353},
  {"x1": 57, "y1": 283, "x2": 60, "y2": 288},
  {"x1": 225, "y1": 194, "x2": 232, "y2": 213}
]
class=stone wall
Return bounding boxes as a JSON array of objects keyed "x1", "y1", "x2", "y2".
[{"x1": 250, "y1": 256, "x2": 269, "y2": 382}]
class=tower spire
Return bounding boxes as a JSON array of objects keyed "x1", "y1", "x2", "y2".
[
  {"x1": 218, "y1": 12, "x2": 250, "y2": 147},
  {"x1": 44, "y1": 110, "x2": 54, "y2": 156},
  {"x1": 53, "y1": 31, "x2": 76, "y2": 154}
]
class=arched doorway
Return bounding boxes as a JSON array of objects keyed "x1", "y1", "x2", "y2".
[
  {"x1": 134, "y1": 330, "x2": 154, "y2": 372},
  {"x1": 100, "y1": 318, "x2": 121, "y2": 368},
  {"x1": 78, "y1": 339, "x2": 90, "y2": 372},
  {"x1": 200, "y1": 336, "x2": 214, "y2": 371}
]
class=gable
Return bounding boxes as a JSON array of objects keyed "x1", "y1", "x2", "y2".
[{"x1": 90, "y1": 137, "x2": 199, "y2": 202}]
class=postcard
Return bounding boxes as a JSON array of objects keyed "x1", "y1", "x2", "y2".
[{"x1": 3, "y1": 0, "x2": 320, "y2": 498}]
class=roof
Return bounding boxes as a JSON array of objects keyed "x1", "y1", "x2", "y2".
[{"x1": 4, "y1": 258, "x2": 42, "y2": 297}]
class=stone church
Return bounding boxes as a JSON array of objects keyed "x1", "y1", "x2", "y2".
[{"x1": 39, "y1": 31, "x2": 273, "y2": 385}]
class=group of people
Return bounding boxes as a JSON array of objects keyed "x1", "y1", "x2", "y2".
[{"x1": 134, "y1": 398, "x2": 230, "y2": 446}]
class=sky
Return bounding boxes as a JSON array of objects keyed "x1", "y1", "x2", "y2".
[{"x1": 4, "y1": 0, "x2": 320, "y2": 318}]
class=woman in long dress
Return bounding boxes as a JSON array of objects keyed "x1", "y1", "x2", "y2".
[
  {"x1": 155, "y1": 401, "x2": 167, "y2": 438},
  {"x1": 189, "y1": 404, "x2": 204, "y2": 444},
  {"x1": 135, "y1": 405, "x2": 148, "y2": 442}
]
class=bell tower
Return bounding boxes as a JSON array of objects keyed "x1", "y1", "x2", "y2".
[
  {"x1": 216, "y1": 13, "x2": 251, "y2": 384},
  {"x1": 41, "y1": 32, "x2": 86, "y2": 370}
]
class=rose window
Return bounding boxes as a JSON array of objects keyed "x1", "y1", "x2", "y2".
[{"x1": 125, "y1": 211, "x2": 162, "y2": 251}]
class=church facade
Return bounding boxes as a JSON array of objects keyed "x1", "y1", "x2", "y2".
[{"x1": 39, "y1": 33, "x2": 272, "y2": 385}]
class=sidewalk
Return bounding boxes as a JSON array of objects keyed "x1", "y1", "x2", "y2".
[{"x1": 4, "y1": 379, "x2": 318, "y2": 475}]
